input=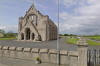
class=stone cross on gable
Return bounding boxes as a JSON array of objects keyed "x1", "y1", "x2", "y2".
[
  {"x1": 27, "y1": 0, "x2": 34, "y2": 4},
  {"x1": 32, "y1": 0, "x2": 34, "y2": 4},
  {"x1": 31, "y1": 0, "x2": 34, "y2": 3}
]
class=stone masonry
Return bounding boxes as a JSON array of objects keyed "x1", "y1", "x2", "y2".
[
  {"x1": 18, "y1": 3, "x2": 57, "y2": 41},
  {"x1": 0, "y1": 38, "x2": 88, "y2": 66}
]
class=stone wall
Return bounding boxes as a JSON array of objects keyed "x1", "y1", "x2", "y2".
[
  {"x1": 18, "y1": 4, "x2": 57, "y2": 41},
  {"x1": 0, "y1": 45, "x2": 79, "y2": 66},
  {"x1": 0, "y1": 38, "x2": 88, "y2": 66}
]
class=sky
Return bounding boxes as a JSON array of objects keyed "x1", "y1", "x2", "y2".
[{"x1": 0, "y1": 0, "x2": 100, "y2": 35}]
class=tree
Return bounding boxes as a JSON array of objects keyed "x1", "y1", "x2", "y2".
[
  {"x1": 4, "y1": 33, "x2": 17, "y2": 38},
  {"x1": 64, "y1": 34, "x2": 69, "y2": 36},
  {"x1": 0, "y1": 29, "x2": 5, "y2": 37},
  {"x1": 0, "y1": 29, "x2": 5, "y2": 34},
  {"x1": 59, "y1": 34, "x2": 63, "y2": 36}
]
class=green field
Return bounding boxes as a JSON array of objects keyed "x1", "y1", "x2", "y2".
[
  {"x1": 66, "y1": 38, "x2": 79, "y2": 44},
  {"x1": 66, "y1": 37, "x2": 100, "y2": 46},
  {"x1": 86, "y1": 35, "x2": 100, "y2": 40},
  {"x1": 0, "y1": 37, "x2": 16, "y2": 40},
  {"x1": 87, "y1": 40, "x2": 100, "y2": 46}
]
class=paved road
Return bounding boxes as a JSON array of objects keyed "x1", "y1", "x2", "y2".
[
  {"x1": 0, "y1": 37, "x2": 100, "y2": 51},
  {"x1": 0, "y1": 56, "x2": 67, "y2": 66},
  {"x1": 0, "y1": 37, "x2": 77, "y2": 51}
]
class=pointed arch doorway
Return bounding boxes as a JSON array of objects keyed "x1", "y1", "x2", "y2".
[
  {"x1": 32, "y1": 33, "x2": 35, "y2": 40},
  {"x1": 21, "y1": 33, "x2": 24, "y2": 40},
  {"x1": 26, "y1": 28, "x2": 31, "y2": 40}
]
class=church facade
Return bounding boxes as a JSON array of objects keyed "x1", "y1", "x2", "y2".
[{"x1": 18, "y1": 4, "x2": 57, "y2": 41}]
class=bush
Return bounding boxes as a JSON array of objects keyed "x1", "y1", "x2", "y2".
[
  {"x1": 64, "y1": 34, "x2": 69, "y2": 36},
  {"x1": 36, "y1": 57, "x2": 40, "y2": 61},
  {"x1": 4, "y1": 33, "x2": 17, "y2": 38},
  {"x1": 0, "y1": 33, "x2": 4, "y2": 38},
  {"x1": 0, "y1": 29, "x2": 5, "y2": 34},
  {"x1": 59, "y1": 34, "x2": 63, "y2": 36}
]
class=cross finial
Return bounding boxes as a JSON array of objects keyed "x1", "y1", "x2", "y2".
[
  {"x1": 31, "y1": 0, "x2": 35, "y2": 7},
  {"x1": 32, "y1": 0, "x2": 34, "y2": 4}
]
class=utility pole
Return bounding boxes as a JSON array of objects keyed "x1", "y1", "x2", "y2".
[
  {"x1": 33, "y1": 0, "x2": 34, "y2": 4},
  {"x1": 57, "y1": 0, "x2": 60, "y2": 65}
]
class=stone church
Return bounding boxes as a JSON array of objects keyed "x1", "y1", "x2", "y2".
[{"x1": 18, "y1": 4, "x2": 57, "y2": 41}]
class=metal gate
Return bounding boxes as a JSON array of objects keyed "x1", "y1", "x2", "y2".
[{"x1": 88, "y1": 49, "x2": 100, "y2": 66}]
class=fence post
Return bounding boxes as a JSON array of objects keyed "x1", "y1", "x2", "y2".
[
  {"x1": 77, "y1": 38, "x2": 88, "y2": 66},
  {"x1": 99, "y1": 50, "x2": 100, "y2": 64},
  {"x1": 94, "y1": 49, "x2": 96, "y2": 66},
  {"x1": 88, "y1": 50, "x2": 91, "y2": 66}
]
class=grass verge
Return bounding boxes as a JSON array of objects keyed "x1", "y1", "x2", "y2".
[
  {"x1": 0, "y1": 37, "x2": 16, "y2": 40},
  {"x1": 66, "y1": 38, "x2": 79, "y2": 44},
  {"x1": 66, "y1": 37, "x2": 100, "y2": 46},
  {"x1": 86, "y1": 36, "x2": 100, "y2": 40},
  {"x1": 87, "y1": 40, "x2": 100, "y2": 46}
]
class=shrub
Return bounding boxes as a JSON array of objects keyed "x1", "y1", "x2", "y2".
[
  {"x1": 0, "y1": 33, "x2": 4, "y2": 38},
  {"x1": 4, "y1": 33, "x2": 17, "y2": 38},
  {"x1": 36, "y1": 57, "x2": 40, "y2": 61}
]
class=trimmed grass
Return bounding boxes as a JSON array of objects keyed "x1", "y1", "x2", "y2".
[
  {"x1": 87, "y1": 40, "x2": 100, "y2": 46},
  {"x1": 66, "y1": 37, "x2": 100, "y2": 46},
  {"x1": 0, "y1": 37, "x2": 16, "y2": 40},
  {"x1": 66, "y1": 38, "x2": 79, "y2": 44},
  {"x1": 86, "y1": 36, "x2": 100, "y2": 40}
]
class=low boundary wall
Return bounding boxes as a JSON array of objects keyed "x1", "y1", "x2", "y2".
[
  {"x1": 0, "y1": 38, "x2": 88, "y2": 66},
  {"x1": 0, "y1": 45, "x2": 78, "y2": 66}
]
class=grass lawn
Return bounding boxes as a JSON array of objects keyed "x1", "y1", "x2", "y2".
[
  {"x1": 87, "y1": 40, "x2": 100, "y2": 46},
  {"x1": 0, "y1": 37, "x2": 16, "y2": 40},
  {"x1": 86, "y1": 36, "x2": 100, "y2": 40},
  {"x1": 66, "y1": 38, "x2": 79, "y2": 44},
  {"x1": 66, "y1": 37, "x2": 100, "y2": 46}
]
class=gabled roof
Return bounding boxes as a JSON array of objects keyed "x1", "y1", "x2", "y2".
[
  {"x1": 24, "y1": 3, "x2": 44, "y2": 18},
  {"x1": 28, "y1": 3, "x2": 35, "y2": 12}
]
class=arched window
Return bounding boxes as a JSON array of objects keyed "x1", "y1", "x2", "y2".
[
  {"x1": 27, "y1": 14, "x2": 38, "y2": 25},
  {"x1": 32, "y1": 15, "x2": 34, "y2": 21},
  {"x1": 36, "y1": 16, "x2": 38, "y2": 26},
  {"x1": 31, "y1": 15, "x2": 34, "y2": 24},
  {"x1": 28, "y1": 15, "x2": 34, "y2": 22},
  {"x1": 21, "y1": 33, "x2": 24, "y2": 40},
  {"x1": 20, "y1": 23, "x2": 22, "y2": 31}
]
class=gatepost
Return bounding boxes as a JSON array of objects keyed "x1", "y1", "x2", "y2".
[{"x1": 77, "y1": 38, "x2": 88, "y2": 66}]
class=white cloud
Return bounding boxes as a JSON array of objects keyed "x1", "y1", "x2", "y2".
[
  {"x1": 0, "y1": 25, "x2": 18, "y2": 33},
  {"x1": 26, "y1": 0, "x2": 34, "y2": 3},
  {"x1": 61, "y1": 0, "x2": 88, "y2": 7},
  {"x1": 60, "y1": 12, "x2": 72, "y2": 20},
  {"x1": 62, "y1": 0, "x2": 78, "y2": 7},
  {"x1": 60, "y1": 0, "x2": 100, "y2": 35},
  {"x1": 87, "y1": 0, "x2": 100, "y2": 5},
  {"x1": 1, "y1": 0, "x2": 100, "y2": 35},
  {"x1": 0, "y1": 25, "x2": 6, "y2": 29}
]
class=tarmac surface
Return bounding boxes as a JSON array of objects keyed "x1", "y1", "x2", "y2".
[
  {"x1": 0, "y1": 37, "x2": 100, "y2": 66},
  {"x1": 0, "y1": 37, "x2": 100, "y2": 51},
  {"x1": 0, "y1": 37, "x2": 78, "y2": 51},
  {"x1": 0, "y1": 56, "x2": 67, "y2": 66}
]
